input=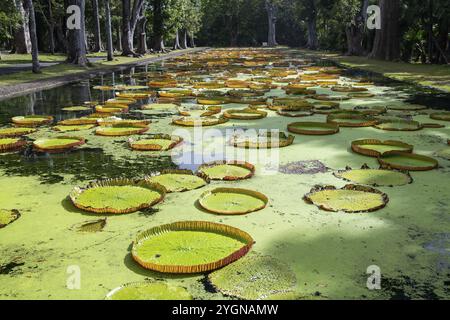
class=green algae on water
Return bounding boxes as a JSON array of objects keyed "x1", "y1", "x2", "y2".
[{"x1": 148, "y1": 171, "x2": 208, "y2": 192}]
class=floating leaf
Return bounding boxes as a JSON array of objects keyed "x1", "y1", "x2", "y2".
[
  {"x1": 106, "y1": 281, "x2": 193, "y2": 300},
  {"x1": 33, "y1": 136, "x2": 85, "y2": 153},
  {"x1": 11, "y1": 115, "x2": 53, "y2": 127},
  {"x1": 0, "y1": 138, "x2": 26, "y2": 152},
  {"x1": 0, "y1": 127, "x2": 36, "y2": 137},
  {"x1": 0, "y1": 209, "x2": 20, "y2": 228},
  {"x1": 288, "y1": 121, "x2": 339, "y2": 135},
  {"x1": 351, "y1": 139, "x2": 413, "y2": 157},
  {"x1": 147, "y1": 170, "x2": 209, "y2": 193},
  {"x1": 198, "y1": 161, "x2": 255, "y2": 181},
  {"x1": 334, "y1": 167, "x2": 412, "y2": 187},
  {"x1": 378, "y1": 151, "x2": 438, "y2": 171}
]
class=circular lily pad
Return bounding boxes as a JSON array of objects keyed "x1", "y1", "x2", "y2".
[
  {"x1": 351, "y1": 139, "x2": 413, "y2": 157},
  {"x1": 0, "y1": 127, "x2": 36, "y2": 137},
  {"x1": 378, "y1": 151, "x2": 438, "y2": 171},
  {"x1": 0, "y1": 138, "x2": 26, "y2": 152},
  {"x1": 334, "y1": 167, "x2": 412, "y2": 187},
  {"x1": 430, "y1": 112, "x2": 450, "y2": 121},
  {"x1": 312, "y1": 94, "x2": 351, "y2": 101},
  {"x1": 208, "y1": 252, "x2": 297, "y2": 300},
  {"x1": 95, "y1": 124, "x2": 149, "y2": 136},
  {"x1": 58, "y1": 117, "x2": 98, "y2": 125},
  {"x1": 304, "y1": 184, "x2": 389, "y2": 213},
  {"x1": 374, "y1": 120, "x2": 422, "y2": 131},
  {"x1": 106, "y1": 281, "x2": 193, "y2": 300},
  {"x1": 331, "y1": 86, "x2": 368, "y2": 93},
  {"x1": 198, "y1": 161, "x2": 255, "y2": 181},
  {"x1": 12, "y1": 115, "x2": 53, "y2": 127},
  {"x1": 288, "y1": 121, "x2": 339, "y2": 135},
  {"x1": 142, "y1": 103, "x2": 179, "y2": 110},
  {"x1": 230, "y1": 131, "x2": 295, "y2": 149},
  {"x1": 70, "y1": 178, "x2": 166, "y2": 214},
  {"x1": 33, "y1": 136, "x2": 85, "y2": 153},
  {"x1": 276, "y1": 108, "x2": 313, "y2": 117},
  {"x1": 53, "y1": 124, "x2": 95, "y2": 132},
  {"x1": 312, "y1": 101, "x2": 340, "y2": 114},
  {"x1": 131, "y1": 221, "x2": 254, "y2": 273},
  {"x1": 97, "y1": 118, "x2": 151, "y2": 127},
  {"x1": 172, "y1": 116, "x2": 228, "y2": 127},
  {"x1": 147, "y1": 170, "x2": 209, "y2": 193},
  {"x1": 62, "y1": 106, "x2": 92, "y2": 112},
  {"x1": 129, "y1": 134, "x2": 183, "y2": 151},
  {"x1": 197, "y1": 97, "x2": 227, "y2": 105},
  {"x1": 327, "y1": 114, "x2": 378, "y2": 127},
  {"x1": 223, "y1": 109, "x2": 267, "y2": 120},
  {"x1": 0, "y1": 209, "x2": 20, "y2": 228},
  {"x1": 198, "y1": 187, "x2": 268, "y2": 215},
  {"x1": 95, "y1": 105, "x2": 128, "y2": 113},
  {"x1": 387, "y1": 104, "x2": 427, "y2": 111}
]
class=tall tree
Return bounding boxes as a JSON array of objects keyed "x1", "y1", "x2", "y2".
[
  {"x1": 343, "y1": 0, "x2": 369, "y2": 56},
  {"x1": 305, "y1": 0, "x2": 319, "y2": 49},
  {"x1": 25, "y1": 0, "x2": 39, "y2": 73},
  {"x1": 265, "y1": 0, "x2": 278, "y2": 46},
  {"x1": 104, "y1": 0, "x2": 114, "y2": 60},
  {"x1": 67, "y1": 0, "x2": 89, "y2": 66},
  {"x1": 92, "y1": 0, "x2": 103, "y2": 52},
  {"x1": 12, "y1": 0, "x2": 31, "y2": 53},
  {"x1": 121, "y1": 0, "x2": 145, "y2": 56},
  {"x1": 370, "y1": 0, "x2": 401, "y2": 61},
  {"x1": 152, "y1": 0, "x2": 166, "y2": 51}
]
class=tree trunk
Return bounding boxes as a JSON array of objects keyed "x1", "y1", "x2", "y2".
[
  {"x1": 306, "y1": 0, "x2": 319, "y2": 50},
  {"x1": 189, "y1": 32, "x2": 195, "y2": 47},
  {"x1": 136, "y1": 13, "x2": 147, "y2": 54},
  {"x1": 67, "y1": 0, "x2": 89, "y2": 66},
  {"x1": 121, "y1": 0, "x2": 144, "y2": 56},
  {"x1": 104, "y1": 0, "x2": 114, "y2": 61},
  {"x1": 116, "y1": 21, "x2": 122, "y2": 51},
  {"x1": 173, "y1": 30, "x2": 182, "y2": 50},
  {"x1": 437, "y1": 12, "x2": 449, "y2": 64},
  {"x1": 345, "y1": 0, "x2": 369, "y2": 56},
  {"x1": 369, "y1": 0, "x2": 401, "y2": 61},
  {"x1": 47, "y1": 0, "x2": 55, "y2": 54},
  {"x1": 152, "y1": 0, "x2": 165, "y2": 51},
  {"x1": 12, "y1": 0, "x2": 32, "y2": 54},
  {"x1": 55, "y1": 19, "x2": 67, "y2": 53},
  {"x1": 265, "y1": 0, "x2": 278, "y2": 46},
  {"x1": 25, "y1": 0, "x2": 40, "y2": 73},
  {"x1": 92, "y1": 0, "x2": 103, "y2": 52},
  {"x1": 182, "y1": 29, "x2": 188, "y2": 49}
]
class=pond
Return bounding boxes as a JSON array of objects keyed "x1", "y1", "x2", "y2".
[{"x1": 0, "y1": 48, "x2": 449, "y2": 300}]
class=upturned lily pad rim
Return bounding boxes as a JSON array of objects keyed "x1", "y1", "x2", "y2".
[
  {"x1": 12, "y1": 115, "x2": 53, "y2": 127},
  {"x1": 303, "y1": 184, "x2": 389, "y2": 213},
  {"x1": 374, "y1": 120, "x2": 423, "y2": 131},
  {"x1": 105, "y1": 281, "x2": 193, "y2": 300},
  {"x1": 288, "y1": 121, "x2": 339, "y2": 135},
  {"x1": 0, "y1": 138, "x2": 27, "y2": 152},
  {"x1": 145, "y1": 169, "x2": 210, "y2": 192},
  {"x1": 327, "y1": 114, "x2": 378, "y2": 127},
  {"x1": 230, "y1": 132, "x2": 295, "y2": 149},
  {"x1": 198, "y1": 187, "x2": 268, "y2": 215},
  {"x1": 333, "y1": 165, "x2": 413, "y2": 187},
  {"x1": 0, "y1": 209, "x2": 21, "y2": 228},
  {"x1": 223, "y1": 109, "x2": 268, "y2": 120},
  {"x1": 0, "y1": 127, "x2": 36, "y2": 137},
  {"x1": 33, "y1": 136, "x2": 85, "y2": 152},
  {"x1": 198, "y1": 160, "x2": 255, "y2": 181},
  {"x1": 331, "y1": 86, "x2": 368, "y2": 92},
  {"x1": 387, "y1": 104, "x2": 427, "y2": 111},
  {"x1": 95, "y1": 124, "x2": 149, "y2": 136},
  {"x1": 129, "y1": 134, "x2": 183, "y2": 151},
  {"x1": 97, "y1": 118, "x2": 151, "y2": 127},
  {"x1": 312, "y1": 94, "x2": 351, "y2": 101},
  {"x1": 69, "y1": 178, "x2": 166, "y2": 214},
  {"x1": 131, "y1": 220, "x2": 254, "y2": 274},
  {"x1": 172, "y1": 116, "x2": 229, "y2": 127},
  {"x1": 430, "y1": 112, "x2": 450, "y2": 121},
  {"x1": 351, "y1": 139, "x2": 414, "y2": 157},
  {"x1": 378, "y1": 151, "x2": 439, "y2": 171}
]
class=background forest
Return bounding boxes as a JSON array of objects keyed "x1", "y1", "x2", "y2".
[{"x1": 0, "y1": 0, "x2": 449, "y2": 71}]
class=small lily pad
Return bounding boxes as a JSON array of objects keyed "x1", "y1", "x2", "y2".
[
  {"x1": 106, "y1": 281, "x2": 193, "y2": 300},
  {"x1": 0, "y1": 209, "x2": 20, "y2": 228}
]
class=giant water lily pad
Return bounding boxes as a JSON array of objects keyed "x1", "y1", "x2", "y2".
[
  {"x1": 129, "y1": 134, "x2": 183, "y2": 151},
  {"x1": 208, "y1": 252, "x2": 297, "y2": 300},
  {"x1": 288, "y1": 121, "x2": 339, "y2": 135},
  {"x1": 0, "y1": 209, "x2": 20, "y2": 228},
  {"x1": 147, "y1": 170, "x2": 209, "y2": 193},
  {"x1": 198, "y1": 161, "x2": 255, "y2": 181},
  {"x1": 198, "y1": 187, "x2": 268, "y2": 215},
  {"x1": 33, "y1": 136, "x2": 85, "y2": 153},
  {"x1": 95, "y1": 124, "x2": 149, "y2": 136},
  {"x1": 0, "y1": 127, "x2": 36, "y2": 137},
  {"x1": 387, "y1": 104, "x2": 427, "y2": 111},
  {"x1": 106, "y1": 281, "x2": 193, "y2": 300},
  {"x1": 374, "y1": 120, "x2": 422, "y2": 131},
  {"x1": 97, "y1": 118, "x2": 151, "y2": 127},
  {"x1": 327, "y1": 114, "x2": 377, "y2": 127},
  {"x1": 378, "y1": 151, "x2": 438, "y2": 171},
  {"x1": 12, "y1": 115, "x2": 53, "y2": 127},
  {"x1": 53, "y1": 124, "x2": 95, "y2": 132},
  {"x1": 172, "y1": 116, "x2": 228, "y2": 127},
  {"x1": 435, "y1": 148, "x2": 450, "y2": 160},
  {"x1": 223, "y1": 109, "x2": 267, "y2": 120},
  {"x1": 131, "y1": 221, "x2": 254, "y2": 273},
  {"x1": 351, "y1": 139, "x2": 413, "y2": 157},
  {"x1": 230, "y1": 131, "x2": 294, "y2": 149},
  {"x1": 0, "y1": 138, "x2": 26, "y2": 152},
  {"x1": 62, "y1": 106, "x2": 92, "y2": 112},
  {"x1": 304, "y1": 184, "x2": 389, "y2": 213},
  {"x1": 334, "y1": 167, "x2": 412, "y2": 187},
  {"x1": 58, "y1": 117, "x2": 98, "y2": 125},
  {"x1": 69, "y1": 179, "x2": 166, "y2": 214},
  {"x1": 430, "y1": 112, "x2": 450, "y2": 121}
]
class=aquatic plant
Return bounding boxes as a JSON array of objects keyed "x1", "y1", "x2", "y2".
[
  {"x1": 69, "y1": 178, "x2": 166, "y2": 214},
  {"x1": 0, "y1": 138, "x2": 26, "y2": 152},
  {"x1": 430, "y1": 112, "x2": 450, "y2": 121},
  {"x1": 11, "y1": 115, "x2": 53, "y2": 127},
  {"x1": 52, "y1": 124, "x2": 96, "y2": 132},
  {"x1": 208, "y1": 252, "x2": 297, "y2": 300},
  {"x1": 0, "y1": 209, "x2": 20, "y2": 228},
  {"x1": 304, "y1": 184, "x2": 389, "y2": 213},
  {"x1": 278, "y1": 160, "x2": 328, "y2": 175},
  {"x1": 129, "y1": 134, "x2": 183, "y2": 151},
  {"x1": 351, "y1": 139, "x2": 414, "y2": 157},
  {"x1": 230, "y1": 131, "x2": 295, "y2": 149},
  {"x1": 95, "y1": 124, "x2": 149, "y2": 136},
  {"x1": 223, "y1": 108, "x2": 267, "y2": 120},
  {"x1": 327, "y1": 114, "x2": 378, "y2": 127},
  {"x1": 0, "y1": 127, "x2": 36, "y2": 137},
  {"x1": 106, "y1": 281, "x2": 193, "y2": 300},
  {"x1": 374, "y1": 120, "x2": 423, "y2": 131},
  {"x1": 198, "y1": 161, "x2": 255, "y2": 181},
  {"x1": 334, "y1": 166, "x2": 412, "y2": 187},
  {"x1": 378, "y1": 151, "x2": 438, "y2": 171},
  {"x1": 147, "y1": 170, "x2": 209, "y2": 193},
  {"x1": 131, "y1": 221, "x2": 254, "y2": 273},
  {"x1": 198, "y1": 187, "x2": 268, "y2": 215},
  {"x1": 172, "y1": 116, "x2": 228, "y2": 127},
  {"x1": 287, "y1": 121, "x2": 339, "y2": 135},
  {"x1": 71, "y1": 218, "x2": 107, "y2": 232},
  {"x1": 33, "y1": 136, "x2": 85, "y2": 153},
  {"x1": 61, "y1": 106, "x2": 92, "y2": 112}
]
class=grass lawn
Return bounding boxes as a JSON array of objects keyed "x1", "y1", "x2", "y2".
[
  {"x1": 300, "y1": 49, "x2": 450, "y2": 92},
  {"x1": 0, "y1": 51, "x2": 168, "y2": 86}
]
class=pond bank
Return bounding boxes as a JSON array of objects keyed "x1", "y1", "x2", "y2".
[
  {"x1": 0, "y1": 48, "x2": 207, "y2": 102},
  {"x1": 299, "y1": 49, "x2": 450, "y2": 93}
]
